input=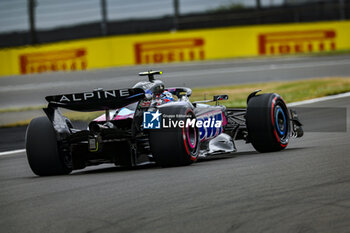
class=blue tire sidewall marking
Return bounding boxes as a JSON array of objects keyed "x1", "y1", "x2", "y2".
[{"x1": 275, "y1": 106, "x2": 287, "y2": 136}]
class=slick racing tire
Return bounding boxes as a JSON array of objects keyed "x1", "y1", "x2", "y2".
[
  {"x1": 26, "y1": 117, "x2": 72, "y2": 176},
  {"x1": 246, "y1": 93, "x2": 290, "y2": 153},
  {"x1": 149, "y1": 105, "x2": 200, "y2": 167}
]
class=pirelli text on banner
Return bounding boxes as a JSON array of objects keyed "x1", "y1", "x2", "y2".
[
  {"x1": 134, "y1": 38, "x2": 205, "y2": 64},
  {"x1": 258, "y1": 30, "x2": 336, "y2": 55},
  {"x1": 19, "y1": 48, "x2": 87, "y2": 74}
]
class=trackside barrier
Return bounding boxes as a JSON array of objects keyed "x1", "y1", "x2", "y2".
[{"x1": 0, "y1": 20, "x2": 349, "y2": 77}]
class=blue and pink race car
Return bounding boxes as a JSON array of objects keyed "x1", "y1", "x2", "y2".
[{"x1": 25, "y1": 70, "x2": 303, "y2": 176}]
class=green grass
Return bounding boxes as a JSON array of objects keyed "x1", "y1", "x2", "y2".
[
  {"x1": 0, "y1": 110, "x2": 104, "y2": 128},
  {"x1": 190, "y1": 77, "x2": 350, "y2": 108},
  {"x1": 0, "y1": 105, "x2": 45, "y2": 113},
  {"x1": 1, "y1": 77, "x2": 350, "y2": 127}
]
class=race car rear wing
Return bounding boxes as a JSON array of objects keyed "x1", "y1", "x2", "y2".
[{"x1": 45, "y1": 88, "x2": 145, "y2": 112}]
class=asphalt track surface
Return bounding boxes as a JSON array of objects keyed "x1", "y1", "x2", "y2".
[
  {"x1": 1, "y1": 55, "x2": 350, "y2": 232},
  {"x1": 1, "y1": 55, "x2": 350, "y2": 109},
  {"x1": 1, "y1": 94, "x2": 350, "y2": 232}
]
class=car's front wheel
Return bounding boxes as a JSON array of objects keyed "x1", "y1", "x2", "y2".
[{"x1": 246, "y1": 93, "x2": 290, "y2": 152}]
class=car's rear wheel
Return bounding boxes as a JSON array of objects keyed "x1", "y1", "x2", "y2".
[
  {"x1": 149, "y1": 105, "x2": 200, "y2": 167},
  {"x1": 26, "y1": 116, "x2": 72, "y2": 176},
  {"x1": 246, "y1": 93, "x2": 290, "y2": 152}
]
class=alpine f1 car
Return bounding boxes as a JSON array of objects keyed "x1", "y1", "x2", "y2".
[{"x1": 26, "y1": 71, "x2": 303, "y2": 176}]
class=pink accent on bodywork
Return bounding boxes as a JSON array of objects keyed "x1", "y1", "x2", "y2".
[
  {"x1": 94, "y1": 114, "x2": 108, "y2": 122},
  {"x1": 94, "y1": 112, "x2": 135, "y2": 122},
  {"x1": 93, "y1": 104, "x2": 136, "y2": 122},
  {"x1": 113, "y1": 113, "x2": 134, "y2": 120},
  {"x1": 197, "y1": 109, "x2": 222, "y2": 118},
  {"x1": 222, "y1": 112, "x2": 227, "y2": 126}
]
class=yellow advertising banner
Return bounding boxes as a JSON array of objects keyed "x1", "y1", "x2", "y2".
[{"x1": 0, "y1": 20, "x2": 349, "y2": 77}]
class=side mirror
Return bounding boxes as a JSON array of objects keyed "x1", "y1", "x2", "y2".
[
  {"x1": 193, "y1": 94, "x2": 228, "y2": 106},
  {"x1": 213, "y1": 95, "x2": 229, "y2": 101}
]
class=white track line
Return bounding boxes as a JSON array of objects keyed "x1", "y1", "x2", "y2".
[
  {"x1": 1, "y1": 91, "x2": 350, "y2": 157},
  {"x1": 0, "y1": 149, "x2": 26, "y2": 157},
  {"x1": 288, "y1": 91, "x2": 350, "y2": 107}
]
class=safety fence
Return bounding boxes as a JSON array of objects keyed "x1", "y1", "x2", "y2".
[{"x1": 0, "y1": 20, "x2": 349, "y2": 77}]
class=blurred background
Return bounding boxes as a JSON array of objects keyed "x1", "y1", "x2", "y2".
[
  {"x1": 1, "y1": 2, "x2": 350, "y2": 232},
  {"x1": 0, "y1": 0, "x2": 349, "y2": 47},
  {"x1": 0, "y1": 0, "x2": 349, "y2": 126}
]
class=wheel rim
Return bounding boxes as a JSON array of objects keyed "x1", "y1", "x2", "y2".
[
  {"x1": 182, "y1": 110, "x2": 199, "y2": 160},
  {"x1": 275, "y1": 106, "x2": 287, "y2": 137},
  {"x1": 186, "y1": 122, "x2": 197, "y2": 149}
]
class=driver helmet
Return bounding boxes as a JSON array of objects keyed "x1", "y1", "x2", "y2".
[{"x1": 159, "y1": 91, "x2": 174, "y2": 104}]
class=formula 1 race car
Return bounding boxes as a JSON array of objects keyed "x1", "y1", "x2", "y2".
[{"x1": 26, "y1": 71, "x2": 303, "y2": 176}]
